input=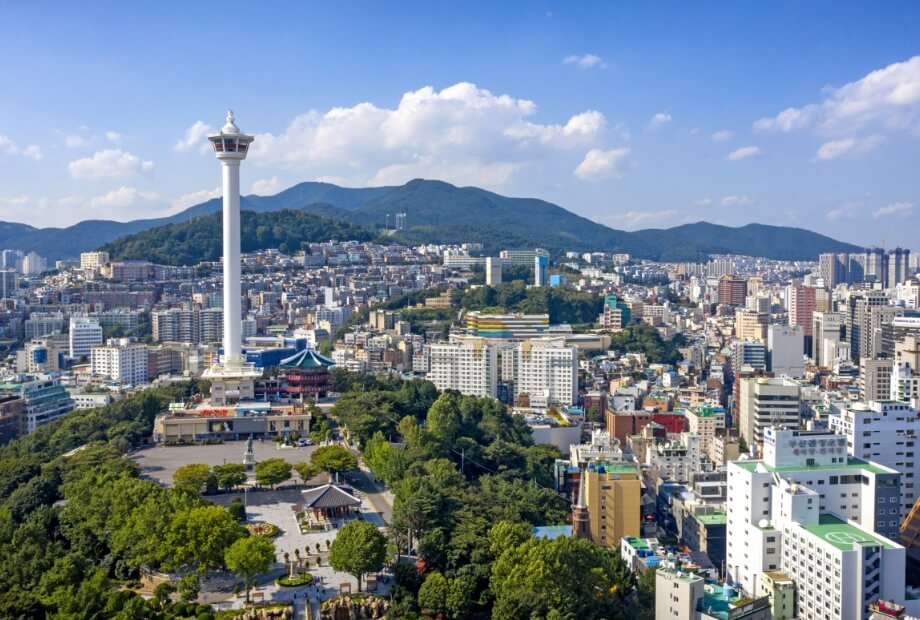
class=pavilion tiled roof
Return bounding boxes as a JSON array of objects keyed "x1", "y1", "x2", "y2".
[
  {"x1": 281, "y1": 349, "x2": 335, "y2": 369},
  {"x1": 301, "y1": 483, "x2": 360, "y2": 509}
]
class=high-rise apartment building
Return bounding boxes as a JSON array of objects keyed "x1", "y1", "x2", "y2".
[
  {"x1": 485, "y1": 257, "x2": 502, "y2": 286},
  {"x1": 68, "y1": 317, "x2": 103, "y2": 359},
  {"x1": 845, "y1": 290, "x2": 888, "y2": 362},
  {"x1": 819, "y1": 252, "x2": 849, "y2": 288},
  {"x1": 718, "y1": 275, "x2": 748, "y2": 306},
  {"x1": 859, "y1": 358, "x2": 895, "y2": 402},
  {"x1": 79, "y1": 251, "x2": 110, "y2": 271},
  {"x1": 0, "y1": 269, "x2": 17, "y2": 298},
  {"x1": 152, "y1": 308, "x2": 225, "y2": 344},
  {"x1": 813, "y1": 311, "x2": 843, "y2": 367},
  {"x1": 768, "y1": 324, "x2": 804, "y2": 378},
  {"x1": 427, "y1": 336, "x2": 498, "y2": 398},
  {"x1": 534, "y1": 255, "x2": 549, "y2": 287},
  {"x1": 91, "y1": 342, "x2": 149, "y2": 386},
  {"x1": 789, "y1": 284, "x2": 817, "y2": 338},
  {"x1": 829, "y1": 400, "x2": 920, "y2": 521},
  {"x1": 737, "y1": 377, "x2": 801, "y2": 446},
  {"x1": 735, "y1": 309, "x2": 769, "y2": 342},
  {"x1": 512, "y1": 337, "x2": 578, "y2": 407},
  {"x1": 582, "y1": 461, "x2": 641, "y2": 549}
]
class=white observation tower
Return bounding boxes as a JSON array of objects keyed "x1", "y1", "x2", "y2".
[{"x1": 202, "y1": 110, "x2": 260, "y2": 405}]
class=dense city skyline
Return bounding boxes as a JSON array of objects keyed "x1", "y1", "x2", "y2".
[{"x1": 1, "y1": 2, "x2": 919, "y2": 247}]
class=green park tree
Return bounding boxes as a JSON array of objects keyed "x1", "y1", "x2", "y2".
[
  {"x1": 328, "y1": 520, "x2": 387, "y2": 591},
  {"x1": 417, "y1": 570, "x2": 449, "y2": 616},
  {"x1": 293, "y1": 461, "x2": 319, "y2": 484},
  {"x1": 166, "y1": 505, "x2": 245, "y2": 573},
  {"x1": 172, "y1": 464, "x2": 215, "y2": 495},
  {"x1": 490, "y1": 534, "x2": 636, "y2": 620},
  {"x1": 224, "y1": 536, "x2": 275, "y2": 603},
  {"x1": 211, "y1": 463, "x2": 247, "y2": 491},
  {"x1": 310, "y1": 445, "x2": 358, "y2": 478},
  {"x1": 254, "y1": 458, "x2": 292, "y2": 489},
  {"x1": 176, "y1": 573, "x2": 200, "y2": 604}
]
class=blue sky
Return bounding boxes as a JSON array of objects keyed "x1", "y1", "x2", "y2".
[{"x1": 1, "y1": 2, "x2": 919, "y2": 248}]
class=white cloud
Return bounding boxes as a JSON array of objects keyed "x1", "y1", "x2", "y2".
[
  {"x1": 813, "y1": 135, "x2": 883, "y2": 161},
  {"x1": 721, "y1": 195, "x2": 754, "y2": 207},
  {"x1": 21, "y1": 145, "x2": 42, "y2": 160},
  {"x1": 105, "y1": 131, "x2": 122, "y2": 144},
  {"x1": 622, "y1": 209, "x2": 679, "y2": 228},
  {"x1": 65, "y1": 134, "x2": 91, "y2": 148},
  {"x1": 252, "y1": 82, "x2": 610, "y2": 189},
  {"x1": 174, "y1": 121, "x2": 212, "y2": 152},
  {"x1": 753, "y1": 106, "x2": 818, "y2": 133},
  {"x1": 0, "y1": 195, "x2": 32, "y2": 207},
  {"x1": 726, "y1": 145, "x2": 761, "y2": 161},
  {"x1": 563, "y1": 54, "x2": 606, "y2": 69},
  {"x1": 0, "y1": 134, "x2": 42, "y2": 160},
  {"x1": 753, "y1": 56, "x2": 920, "y2": 150},
  {"x1": 825, "y1": 203, "x2": 861, "y2": 221},
  {"x1": 250, "y1": 176, "x2": 283, "y2": 195},
  {"x1": 574, "y1": 148, "x2": 631, "y2": 181},
  {"x1": 873, "y1": 201, "x2": 913, "y2": 218},
  {"x1": 170, "y1": 187, "x2": 221, "y2": 212},
  {"x1": 69, "y1": 149, "x2": 154, "y2": 180},
  {"x1": 711, "y1": 130, "x2": 734, "y2": 142},
  {"x1": 649, "y1": 112, "x2": 672, "y2": 128},
  {"x1": 56, "y1": 195, "x2": 85, "y2": 209},
  {"x1": 90, "y1": 186, "x2": 158, "y2": 209},
  {"x1": 505, "y1": 110, "x2": 607, "y2": 148},
  {"x1": 693, "y1": 197, "x2": 713, "y2": 206}
]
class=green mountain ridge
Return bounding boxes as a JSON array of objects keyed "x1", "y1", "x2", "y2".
[{"x1": 0, "y1": 179, "x2": 860, "y2": 262}]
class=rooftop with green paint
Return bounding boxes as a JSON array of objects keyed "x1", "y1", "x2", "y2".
[
  {"x1": 799, "y1": 514, "x2": 897, "y2": 552},
  {"x1": 731, "y1": 457, "x2": 895, "y2": 476},
  {"x1": 696, "y1": 512, "x2": 727, "y2": 526}
]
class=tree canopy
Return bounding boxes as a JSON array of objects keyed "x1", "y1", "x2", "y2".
[
  {"x1": 310, "y1": 445, "x2": 358, "y2": 476},
  {"x1": 254, "y1": 458, "x2": 293, "y2": 489},
  {"x1": 101, "y1": 208, "x2": 374, "y2": 266},
  {"x1": 224, "y1": 536, "x2": 275, "y2": 602},
  {"x1": 328, "y1": 520, "x2": 387, "y2": 591}
]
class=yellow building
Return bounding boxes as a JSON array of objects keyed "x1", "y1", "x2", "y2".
[
  {"x1": 760, "y1": 571, "x2": 795, "y2": 620},
  {"x1": 583, "y1": 462, "x2": 641, "y2": 549},
  {"x1": 735, "y1": 309, "x2": 769, "y2": 342}
]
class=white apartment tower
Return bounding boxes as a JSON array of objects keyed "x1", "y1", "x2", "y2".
[
  {"x1": 512, "y1": 337, "x2": 578, "y2": 408},
  {"x1": 427, "y1": 337, "x2": 498, "y2": 398},
  {"x1": 829, "y1": 400, "x2": 919, "y2": 521},
  {"x1": 68, "y1": 317, "x2": 103, "y2": 359},
  {"x1": 80, "y1": 251, "x2": 110, "y2": 271},
  {"x1": 768, "y1": 324, "x2": 804, "y2": 378},
  {"x1": 485, "y1": 257, "x2": 502, "y2": 286},
  {"x1": 91, "y1": 342, "x2": 149, "y2": 386}
]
